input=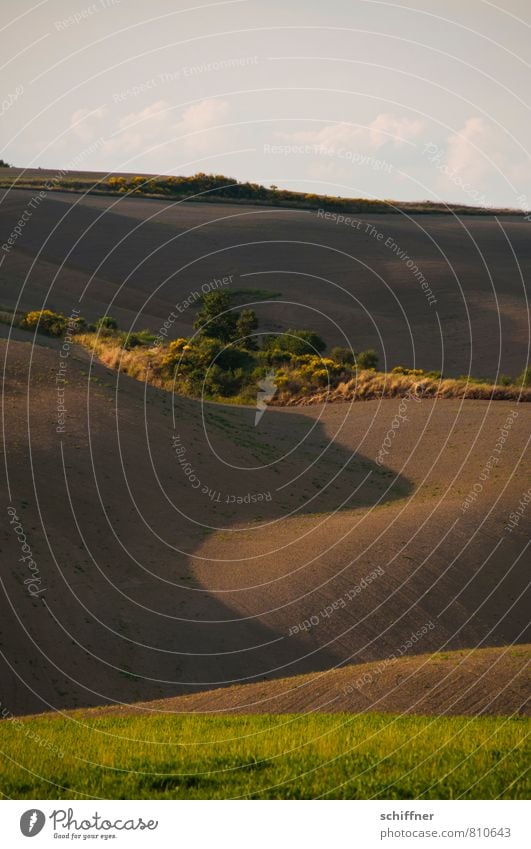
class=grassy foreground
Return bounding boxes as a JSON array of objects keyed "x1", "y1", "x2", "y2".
[{"x1": 1, "y1": 713, "x2": 528, "y2": 799}]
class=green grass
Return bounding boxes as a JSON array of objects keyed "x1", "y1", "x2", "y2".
[{"x1": 1, "y1": 713, "x2": 528, "y2": 799}]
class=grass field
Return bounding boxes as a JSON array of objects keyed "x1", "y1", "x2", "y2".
[{"x1": 1, "y1": 713, "x2": 528, "y2": 800}]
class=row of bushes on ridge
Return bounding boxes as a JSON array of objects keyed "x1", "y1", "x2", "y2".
[{"x1": 9, "y1": 305, "x2": 531, "y2": 401}]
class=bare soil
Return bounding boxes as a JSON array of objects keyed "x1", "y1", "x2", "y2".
[
  {"x1": 0, "y1": 188, "x2": 529, "y2": 378},
  {"x1": 1, "y1": 336, "x2": 529, "y2": 716},
  {"x1": 69, "y1": 646, "x2": 530, "y2": 719}
]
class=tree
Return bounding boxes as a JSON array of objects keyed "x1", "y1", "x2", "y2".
[
  {"x1": 194, "y1": 291, "x2": 237, "y2": 343},
  {"x1": 236, "y1": 308, "x2": 258, "y2": 349},
  {"x1": 0, "y1": 159, "x2": 11, "y2": 168}
]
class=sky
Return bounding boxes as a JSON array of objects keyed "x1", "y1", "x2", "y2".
[{"x1": 2, "y1": 0, "x2": 531, "y2": 208}]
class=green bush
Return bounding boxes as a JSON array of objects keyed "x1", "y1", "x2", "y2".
[
  {"x1": 266, "y1": 329, "x2": 327, "y2": 357},
  {"x1": 330, "y1": 346, "x2": 355, "y2": 365},
  {"x1": 204, "y1": 365, "x2": 244, "y2": 397},
  {"x1": 356, "y1": 349, "x2": 379, "y2": 369},
  {"x1": 96, "y1": 315, "x2": 119, "y2": 331},
  {"x1": 20, "y1": 310, "x2": 67, "y2": 337},
  {"x1": 121, "y1": 330, "x2": 157, "y2": 349}
]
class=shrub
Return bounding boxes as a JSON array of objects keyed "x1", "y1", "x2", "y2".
[
  {"x1": 267, "y1": 329, "x2": 326, "y2": 356},
  {"x1": 392, "y1": 365, "x2": 424, "y2": 376},
  {"x1": 216, "y1": 345, "x2": 254, "y2": 372},
  {"x1": 163, "y1": 337, "x2": 223, "y2": 393},
  {"x1": 96, "y1": 315, "x2": 119, "y2": 331},
  {"x1": 204, "y1": 365, "x2": 244, "y2": 397},
  {"x1": 106, "y1": 177, "x2": 127, "y2": 189},
  {"x1": 121, "y1": 330, "x2": 157, "y2": 349},
  {"x1": 330, "y1": 346, "x2": 355, "y2": 365},
  {"x1": 497, "y1": 374, "x2": 514, "y2": 386},
  {"x1": 260, "y1": 346, "x2": 293, "y2": 366},
  {"x1": 69, "y1": 315, "x2": 87, "y2": 333},
  {"x1": 21, "y1": 309, "x2": 67, "y2": 337},
  {"x1": 356, "y1": 349, "x2": 379, "y2": 369}
]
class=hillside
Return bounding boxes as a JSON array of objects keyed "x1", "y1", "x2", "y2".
[
  {"x1": 0, "y1": 167, "x2": 519, "y2": 215},
  {"x1": 1, "y1": 335, "x2": 529, "y2": 716},
  {"x1": 67, "y1": 646, "x2": 530, "y2": 719},
  {"x1": 0, "y1": 183, "x2": 529, "y2": 379}
]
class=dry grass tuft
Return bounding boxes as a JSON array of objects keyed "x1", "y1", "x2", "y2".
[{"x1": 272, "y1": 370, "x2": 531, "y2": 405}]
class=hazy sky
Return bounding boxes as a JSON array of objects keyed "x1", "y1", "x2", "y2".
[{"x1": 2, "y1": 0, "x2": 531, "y2": 207}]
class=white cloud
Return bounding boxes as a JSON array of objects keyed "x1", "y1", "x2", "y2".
[
  {"x1": 67, "y1": 98, "x2": 233, "y2": 170},
  {"x1": 70, "y1": 106, "x2": 107, "y2": 143},
  {"x1": 279, "y1": 112, "x2": 425, "y2": 152},
  {"x1": 113, "y1": 97, "x2": 231, "y2": 157},
  {"x1": 446, "y1": 117, "x2": 490, "y2": 182},
  {"x1": 434, "y1": 117, "x2": 531, "y2": 204},
  {"x1": 367, "y1": 113, "x2": 425, "y2": 149},
  {"x1": 179, "y1": 98, "x2": 229, "y2": 133},
  {"x1": 177, "y1": 98, "x2": 231, "y2": 155},
  {"x1": 112, "y1": 99, "x2": 172, "y2": 155}
]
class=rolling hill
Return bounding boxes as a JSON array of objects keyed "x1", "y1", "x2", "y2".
[
  {"x1": 1, "y1": 333, "x2": 529, "y2": 716},
  {"x1": 1, "y1": 181, "x2": 529, "y2": 380}
]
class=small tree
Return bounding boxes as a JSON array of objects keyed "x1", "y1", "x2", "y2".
[
  {"x1": 236, "y1": 308, "x2": 258, "y2": 349},
  {"x1": 0, "y1": 159, "x2": 11, "y2": 168},
  {"x1": 194, "y1": 291, "x2": 237, "y2": 343}
]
